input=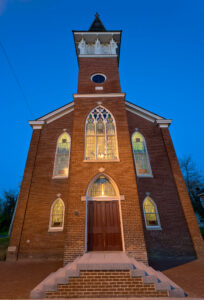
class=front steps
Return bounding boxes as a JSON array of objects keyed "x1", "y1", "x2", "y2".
[{"x1": 30, "y1": 252, "x2": 186, "y2": 298}]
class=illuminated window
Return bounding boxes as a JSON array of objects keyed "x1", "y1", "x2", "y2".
[
  {"x1": 85, "y1": 106, "x2": 118, "y2": 160},
  {"x1": 143, "y1": 196, "x2": 161, "y2": 229},
  {"x1": 49, "y1": 198, "x2": 64, "y2": 231},
  {"x1": 131, "y1": 131, "x2": 152, "y2": 177},
  {"x1": 53, "y1": 132, "x2": 71, "y2": 178},
  {"x1": 88, "y1": 175, "x2": 116, "y2": 198}
]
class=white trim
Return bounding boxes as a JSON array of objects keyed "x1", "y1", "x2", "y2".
[
  {"x1": 83, "y1": 159, "x2": 120, "y2": 163},
  {"x1": 79, "y1": 54, "x2": 118, "y2": 58},
  {"x1": 155, "y1": 119, "x2": 172, "y2": 128},
  {"x1": 143, "y1": 196, "x2": 162, "y2": 230},
  {"x1": 32, "y1": 125, "x2": 43, "y2": 130},
  {"x1": 52, "y1": 175, "x2": 69, "y2": 179},
  {"x1": 125, "y1": 101, "x2": 169, "y2": 124},
  {"x1": 29, "y1": 121, "x2": 45, "y2": 125},
  {"x1": 74, "y1": 32, "x2": 121, "y2": 35},
  {"x1": 29, "y1": 120, "x2": 45, "y2": 129},
  {"x1": 91, "y1": 73, "x2": 107, "y2": 83},
  {"x1": 131, "y1": 131, "x2": 153, "y2": 178},
  {"x1": 125, "y1": 101, "x2": 164, "y2": 120},
  {"x1": 29, "y1": 103, "x2": 74, "y2": 127},
  {"x1": 85, "y1": 173, "x2": 125, "y2": 253},
  {"x1": 157, "y1": 124, "x2": 169, "y2": 128},
  {"x1": 126, "y1": 108, "x2": 155, "y2": 123},
  {"x1": 46, "y1": 108, "x2": 74, "y2": 124},
  {"x1": 84, "y1": 105, "x2": 119, "y2": 161},
  {"x1": 81, "y1": 195, "x2": 125, "y2": 201},
  {"x1": 48, "y1": 198, "x2": 65, "y2": 232},
  {"x1": 52, "y1": 132, "x2": 71, "y2": 179},
  {"x1": 73, "y1": 93, "x2": 125, "y2": 98},
  {"x1": 38, "y1": 102, "x2": 74, "y2": 121}
]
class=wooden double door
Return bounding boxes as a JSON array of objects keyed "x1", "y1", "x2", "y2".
[{"x1": 87, "y1": 200, "x2": 122, "y2": 251}]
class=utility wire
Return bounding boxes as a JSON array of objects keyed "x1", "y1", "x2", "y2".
[{"x1": 0, "y1": 41, "x2": 33, "y2": 118}]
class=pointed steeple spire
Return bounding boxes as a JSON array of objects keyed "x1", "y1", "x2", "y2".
[{"x1": 89, "y1": 13, "x2": 106, "y2": 32}]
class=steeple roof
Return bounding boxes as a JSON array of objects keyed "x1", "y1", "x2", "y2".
[{"x1": 89, "y1": 13, "x2": 106, "y2": 32}]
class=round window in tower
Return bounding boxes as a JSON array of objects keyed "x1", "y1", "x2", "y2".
[{"x1": 91, "y1": 74, "x2": 106, "y2": 84}]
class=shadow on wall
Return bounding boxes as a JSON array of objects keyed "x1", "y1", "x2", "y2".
[{"x1": 149, "y1": 255, "x2": 196, "y2": 271}]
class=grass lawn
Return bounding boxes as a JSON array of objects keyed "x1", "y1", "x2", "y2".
[{"x1": 0, "y1": 236, "x2": 9, "y2": 261}]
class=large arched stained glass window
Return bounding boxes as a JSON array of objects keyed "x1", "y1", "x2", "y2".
[
  {"x1": 49, "y1": 198, "x2": 65, "y2": 230},
  {"x1": 143, "y1": 197, "x2": 161, "y2": 229},
  {"x1": 88, "y1": 175, "x2": 116, "y2": 198},
  {"x1": 85, "y1": 106, "x2": 118, "y2": 160},
  {"x1": 53, "y1": 132, "x2": 71, "y2": 178},
  {"x1": 131, "y1": 131, "x2": 152, "y2": 177}
]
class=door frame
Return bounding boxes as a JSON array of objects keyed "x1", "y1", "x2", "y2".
[{"x1": 85, "y1": 173, "x2": 125, "y2": 252}]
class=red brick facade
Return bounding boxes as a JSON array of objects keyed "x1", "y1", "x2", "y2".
[{"x1": 8, "y1": 31, "x2": 204, "y2": 269}]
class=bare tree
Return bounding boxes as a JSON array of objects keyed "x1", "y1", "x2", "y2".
[
  {"x1": 0, "y1": 190, "x2": 18, "y2": 233},
  {"x1": 180, "y1": 155, "x2": 204, "y2": 217}
]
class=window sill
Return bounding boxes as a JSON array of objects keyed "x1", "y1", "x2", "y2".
[
  {"x1": 48, "y1": 228, "x2": 64, "y2": 232},
  {"x1": 83, "y1": 159, "x2": 120, "y2": 163},
  {"x1": 52, "y1": 176, "x2": 68, "y2": 179},
  {"x1": 146, "y1": 226, "x2": 162, "y2": 230},
  {"x1": 137, "y1": 174, "x2": 153, "y2": 178}
]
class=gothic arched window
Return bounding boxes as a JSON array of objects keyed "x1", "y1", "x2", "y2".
[
  {"x1": 131, "y1": 131, "x2": 152, "y2": 177},
  {"x1": 85, "y1": 106, "x2": 118, "y2": 161},
  {"x1": 143, "y1": 196, "x2": 161, "y2": 229},
  {"x1": 88, "y1": 175, "x2": 116, "y2": 198},
  {"x1": 49, "y1": 198, "x2": 65, "y2": 231},
  {"x1": 53, "y1": 132, "x2": 71, "y2": 178}
]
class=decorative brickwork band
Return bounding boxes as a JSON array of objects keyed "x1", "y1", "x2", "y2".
[{"x1": 161, "y1": 128, "x2": 204, "y2": 258}]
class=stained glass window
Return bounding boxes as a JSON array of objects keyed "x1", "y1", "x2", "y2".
[
  {"x1": 50, "y1": 198, "x2": 64, "y2": 229},
  {"x1": 53, "y1": 132, "x2": 71, "y2": 177},
  {"x1": 132, "y1": 132, "x2": 152, "y2": 176},
  {"x1": 88, "y1": 175, "x2": 116, "y2": 197},
  {"x1": 85, "y1": 106, "x2": 118, "y2": 160},
  {"x1": 143, "y1": 197, "x2": 160, "y2": 228}
]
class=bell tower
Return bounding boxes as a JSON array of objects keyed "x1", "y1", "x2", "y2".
[
  {"x1": 73, "y1": 13, "x2": 122, "y2": 94},
  {"x1": 64, "y1": 14, "x2": 148, "y2": 264}
]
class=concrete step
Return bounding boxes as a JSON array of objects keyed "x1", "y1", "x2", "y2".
[{"x1": 30, "y1": 252, "x2": 186, "y2": 298}]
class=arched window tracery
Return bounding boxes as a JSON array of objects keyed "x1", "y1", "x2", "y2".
[
  {"x1": 143, "y1": 196, "x2": 161, "y2": 229},
  {"x1": 85, "y1": 106, "x2": 118, "y2": 161},
  {"x1": 131, "y1": 131, "x2": 152, "y2": 177},
  {"x1": 88, "y1": 175, "x2": 116, "y2": 198},
  {"x1": 53, "y1": 132, "x2": 71, "y2": 178},
  {"x1": 49, "y1": 198, "x2": 65, "y2": 231}
]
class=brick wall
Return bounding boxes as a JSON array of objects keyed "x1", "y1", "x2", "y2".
[
  {"x1": 46, "y1": 270, "x2": 169, "y2": 298},
  {"x1": 126, "y1": 111, "x2": 197, "y2": 265},
  {"x1": 64, "y1": 95, "x2": 148, "y2": 264},
  {"x1": 9, "y1": 112, "x2": 74, "y2": 260},
  {"x1": 8, "y1": 129, "x2": 41, "y2": 260},
  {"x1": 161, "y1": 128, "x2": 204, "y2": 259},
  {"x1": 77, "y1": 57, "x2": 121, "y2": 94}
]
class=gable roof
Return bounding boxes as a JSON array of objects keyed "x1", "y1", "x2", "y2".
[{"x1": 29, "y1": 98, "x2": 171, "y2": 129}]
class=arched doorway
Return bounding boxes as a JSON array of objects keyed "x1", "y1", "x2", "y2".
[{"x1": 86, "y1": 174, "x2": 123, "y2": 251}]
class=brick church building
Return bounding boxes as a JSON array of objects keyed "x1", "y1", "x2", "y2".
[{"x1": 7, "y1": 14, "x2": 204, "y2": 298}]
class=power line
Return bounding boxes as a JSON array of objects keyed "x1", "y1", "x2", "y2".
[{"x1": 0, "y1": 41, "x2": 33, "y2": 118}]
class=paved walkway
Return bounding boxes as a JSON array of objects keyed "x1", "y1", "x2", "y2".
[
  {"x1": 0, "y1": 258, "x2": 203, "y2": 299},
  {"x1": 0, "y1": 260, "x2": 62, "y2": 299},
  {"x1": 163, "y1": 258, "x2": 204, "y2": 298}
]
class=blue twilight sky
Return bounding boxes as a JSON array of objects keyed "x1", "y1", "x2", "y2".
[{"x1": 0, "y1": 0, "x2": 204, "y2": 195}]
